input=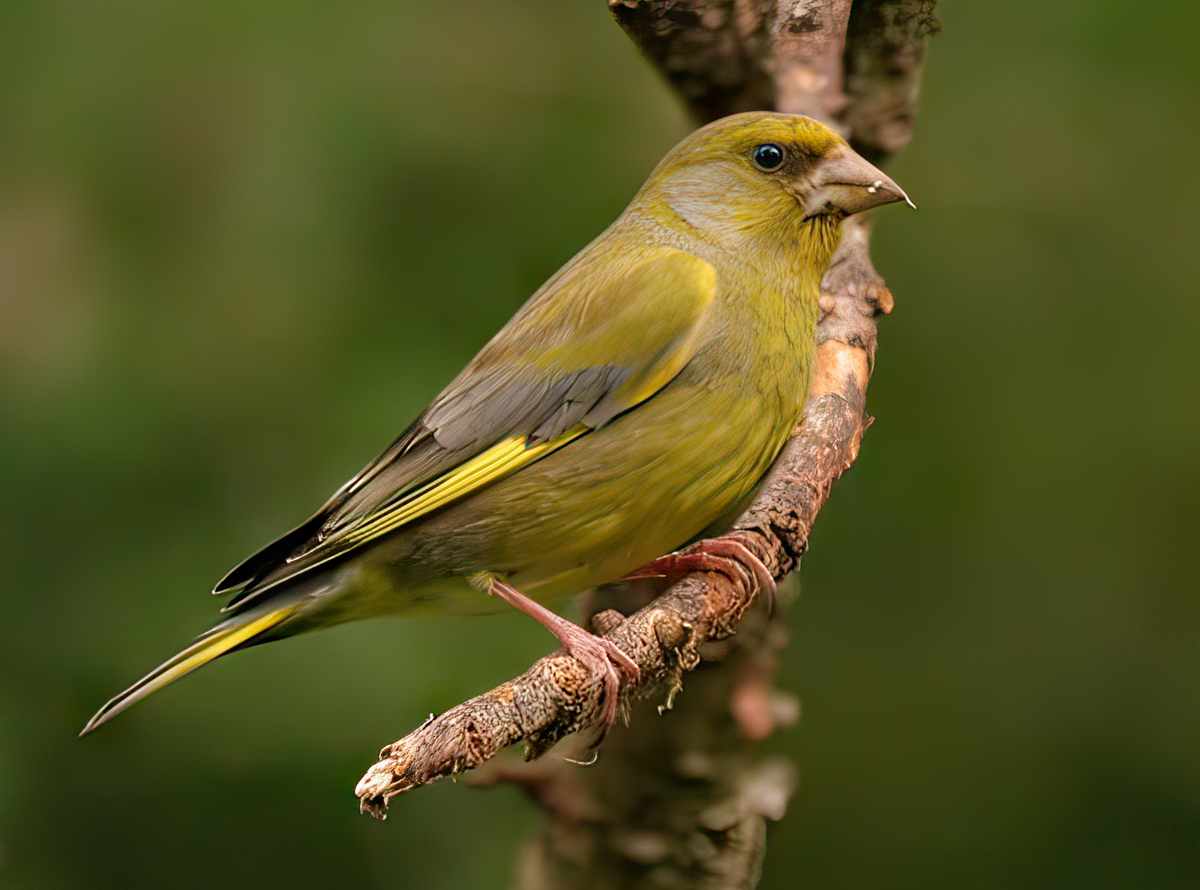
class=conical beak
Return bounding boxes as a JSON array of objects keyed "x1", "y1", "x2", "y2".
[{"x1": 803, "y1": 145, "x2": 915, "y2": 218}]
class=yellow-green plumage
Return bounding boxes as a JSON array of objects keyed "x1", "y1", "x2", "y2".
[{"x1": 82, "y1": 112, "x2": 908, "y2": 734}]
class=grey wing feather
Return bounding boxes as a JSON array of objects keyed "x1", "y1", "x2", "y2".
[{"x1": 215, "y1": 364, "x2": 630, "y2": 607}]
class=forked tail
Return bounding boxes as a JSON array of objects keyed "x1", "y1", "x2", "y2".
[{"x1": 79, "y1": 603, "x2": 298, "y2": 736}]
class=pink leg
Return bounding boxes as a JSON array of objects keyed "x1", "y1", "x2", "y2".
[
  {"x1": 487, "y1": 578, "x2": 640, "y2": 731},
  {"x1": 626, "y1": 538, "x2": 778, "y2": 610}
]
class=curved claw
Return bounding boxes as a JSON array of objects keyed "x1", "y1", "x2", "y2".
[
  {"x1": 626, "y1": 537, "x2": 778, "y2": 612},
  {"x1": 558, "y1": 629, "x2": 639, "y2": 731}
]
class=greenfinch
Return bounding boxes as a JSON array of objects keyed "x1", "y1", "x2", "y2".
[{"x1": 82, "y1": 112, "x2": 909, "y2": 735}]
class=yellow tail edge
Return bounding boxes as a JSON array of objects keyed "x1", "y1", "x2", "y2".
[{"x1": 79, "y1": 604, "x2": 298, "y2": 736}]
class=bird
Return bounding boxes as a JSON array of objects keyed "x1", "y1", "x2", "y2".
[{"x1": 81, "y1": 111, "x2": 910, "y2": 737}]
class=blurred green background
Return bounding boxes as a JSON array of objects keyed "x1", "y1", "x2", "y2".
[{"x1": 1, "y1": 0, "x2": 1196, "y2": 887}]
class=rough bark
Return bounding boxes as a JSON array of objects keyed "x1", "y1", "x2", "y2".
[{"x1": 356, "y1": 3, "x2": 936, "y2": 886}]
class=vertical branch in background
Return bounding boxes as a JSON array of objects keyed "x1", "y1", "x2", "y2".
[{"x1": 504, "y1": 3, "x2": 937, "y2": 888}]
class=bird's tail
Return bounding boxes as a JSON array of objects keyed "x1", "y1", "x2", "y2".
[{"x1": 79, "y1": 602, "x2": 299, "y2": 736}]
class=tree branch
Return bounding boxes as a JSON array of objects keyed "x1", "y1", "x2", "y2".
[{"x1": 358, "y1": 3, "x2": 935, "y2": 884}]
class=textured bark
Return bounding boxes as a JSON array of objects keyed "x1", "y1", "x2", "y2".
[{"x1": 357, "y1": 3, "x2": 936, "y2": 887}]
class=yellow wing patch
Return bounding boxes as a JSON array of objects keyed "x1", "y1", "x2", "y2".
[{"x1": 339, "y1": 424, "x2": 589, "y2": 546}]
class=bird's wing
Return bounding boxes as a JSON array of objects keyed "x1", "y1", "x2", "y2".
[{"x1": 215, "y1": 247, "x2": 718, "y2": 609}]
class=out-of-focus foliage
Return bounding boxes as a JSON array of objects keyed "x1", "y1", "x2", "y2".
[{"x1": 0, "y1": 1, "x2": 1195, "y2": 887}]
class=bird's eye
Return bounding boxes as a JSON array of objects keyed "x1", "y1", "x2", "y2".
[{"x1": 752, "y1": 144, "x2": 786, "y2": 171}]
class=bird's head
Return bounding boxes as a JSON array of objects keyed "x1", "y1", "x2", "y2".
[{"x1": 637, "y1": 112, "x2": 912, "y2": 244}]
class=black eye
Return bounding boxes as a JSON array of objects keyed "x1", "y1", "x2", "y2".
[{"x1": 752, "y1": 143, "x2": 786, "y2": 171}]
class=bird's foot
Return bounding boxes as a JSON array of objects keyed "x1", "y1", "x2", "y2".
[
  {"x1": 549, "y1": 618, "x2": 640, "y2": 731},
  {"x1": 485, "y1": 577, "x2": 639, "y2": 735},
  {"x1": 626, "y1": 537, "x2": 777, "y2": 612}
]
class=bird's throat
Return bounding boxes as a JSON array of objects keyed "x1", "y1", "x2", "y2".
[{"x1": 797, "y1": 213, "x2": 844, "y2": 273}]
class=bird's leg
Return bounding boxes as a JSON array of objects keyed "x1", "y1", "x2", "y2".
[
  {"x1": 626, "y1": 537, "x2": 778, "y2": 612},
  {"x1": 483, "y1": 577, "x2": 640, "y2": 731}
]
